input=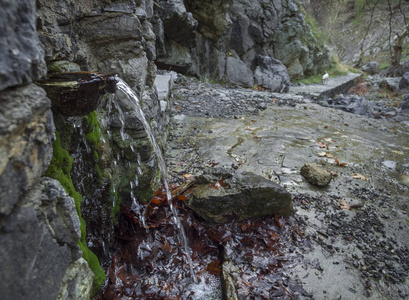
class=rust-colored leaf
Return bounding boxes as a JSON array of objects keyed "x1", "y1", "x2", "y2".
[
  {"x1": 206, "y1": 260, "x2": 221, "y2": 275},
  {"x1": 175, "y1": 194, "x2": 189, "y2": 202},
  {"x1": 151, "y1": 197, "x2": 165, "y2": 205},
  {"x1": 334, "y1": 157, "x2": 347, "y2": 167},
  {"x1": 209, "y1": 178, "x2": 227, "y2": 189},
  {"x1": 182, "y1": 173, "x2": 194, "y2": 180}
]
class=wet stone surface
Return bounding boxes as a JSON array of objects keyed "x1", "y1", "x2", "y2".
[{"x1": 164, "y1": 74, "x2": 409, "y2": 299}]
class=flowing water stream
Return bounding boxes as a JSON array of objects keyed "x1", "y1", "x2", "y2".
[{"x1": 114, "y1": 78, "x2": 198, "y2": 284}]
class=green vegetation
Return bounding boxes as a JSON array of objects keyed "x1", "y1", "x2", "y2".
[
  {"x1": 295, "y1": 55, "x2": 359, "y2": 84},
  {"x1": 303, "y1": 9, "x2": 326, "y2": 45},
  {"x1": 44, "y1": 131, "x2": 105, "y2": 296},
  {"x1": 85, "y1": 111, "x2": 103, "y2": 183}
]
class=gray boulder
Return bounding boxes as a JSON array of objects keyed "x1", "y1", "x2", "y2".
[
  {"x1": 379, "y1": 78, "x2": 401, "y2": 91},
  {"x1": 225, "y1": 56, "x2": 254, "y2": 87},
  {"x1": 400, "y1": 99, "x2": 409, "y2": 113},
  {"x1": 0, "y1": 0, "x2": 46, "y2": 90},
  {"x1": 399, "y1": 72, "x2": 409, "y2": 90},
  {"x1": 361, "y1": 61, "x2": 379, "y2": 75},
  {"x1": 254, "y1": 55, "x2": 290, "y2": 92},
  {"x1": 186, "y1": 169, "x2": 293, "y2": 223}
]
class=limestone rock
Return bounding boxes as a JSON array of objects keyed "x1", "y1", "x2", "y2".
[
  {"x1": 0, "y1": 178, "x2": 91, "y2": 300},
  {"x1": 300, "y1": 163, "x2": 332, "y2": 187},
  {"x1": 361, "y1": 61, "x2": 379, "y2": 75},
  {"x1": 226, "y1": 56, "x2": 254, "y2": 87},
  {"x1": 153, "y1": 0, "x2": 331, "y2": 84},
  {"x1": 57, "y1": 258, "x2": 94, "y2": 300},
  {"x1": 379, "y1": 78, "x2": 400, "y2": 92},
  {"x1": 186, "y1": 169, "x2": 293, "y2": 223},
  {"x1": 399, "y1": 72, "x2": 409, "y2": 91},
  {"x1": 0, "y1": 84, "x2": 54, "y2": 215},
  {"x1": 0, "y1": 0, "x2": 46, "y2": 90},
  {"x1": 400, "y1": 98, "x2": 409, "y2": 113},
  {"x1": 254, "y1": 55, "x2": 290, "y2": 92}
]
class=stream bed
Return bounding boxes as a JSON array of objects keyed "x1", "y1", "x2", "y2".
[{"x1": 96, "y1": 75, "x2": 409, "y2": 299}]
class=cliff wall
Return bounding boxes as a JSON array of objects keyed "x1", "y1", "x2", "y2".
[{"x1": 0, "y1": 0, "x2": 330, "y2": 298}]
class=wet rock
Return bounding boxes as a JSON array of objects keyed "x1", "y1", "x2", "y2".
[
  {"x1": 187, "y1": 169, "x2": 293, "y2": 223},
  {"x1": 399, "y1": 72, "x2": 409, "y2": 91},
  {"x1": 38, "y1": 72, "x2": 117, "y2": 116},
  {"x1": 361, "y1": 61, "x2": 379, "y2": 75},
  {"x1": 327, "y1": 94, "x2": 373, "y2": 118},
  {"x1": 300, "y1": 163, "x2": 332, "y2": 187}
]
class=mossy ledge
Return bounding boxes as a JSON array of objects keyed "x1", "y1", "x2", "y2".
[{"x1": 44, "y1": 131, "x2": 105, "y2": 296}]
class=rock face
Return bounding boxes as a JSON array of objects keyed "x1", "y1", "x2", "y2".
[
  {"x1": 187, "y1": 169, "x2": 293, "y2": 223},
  {"x1": 0, "y1": 84, "x2": 54, "y2": 215},
  {"x1": 0, "y1": 0, "x2": 94, "y2": 298},
  {"x1": 153, "y1": 0, "x2": 331, "y2": 84},
  {"x1": 0, "y1": 0, "x2": 46, "y2": 90},
  {"x1": 37, "y1": 0, "x2": 156, "y2": 93}
]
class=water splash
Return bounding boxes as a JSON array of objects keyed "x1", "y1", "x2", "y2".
[{"x1": 115, "y1": 78, "x2": 198, "y2": 283}]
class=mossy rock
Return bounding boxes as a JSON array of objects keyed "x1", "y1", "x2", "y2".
[{"x1": 44, "y1": 131, "x2": 105, "y2": 295}]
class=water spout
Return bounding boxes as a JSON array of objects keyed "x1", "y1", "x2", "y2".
[{"x1": 114, "y1": 78, "x2": 198, "y2": 283}]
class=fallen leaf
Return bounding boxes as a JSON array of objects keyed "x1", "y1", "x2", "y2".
[
  {"x1": 339, "y1": 199, "x2": 351, "y2": 210},
  {"x1": 335, "y1": 157, "x2": 347, "y2": 167},
  {"x1": 206, "y1": 260, "x2": 221, "y2": 276},
  {"x1": 344, "y1": 123, "x2": 349, "y2": 126},
  {"x1": 151, "y1": 197, "x2": 165, "y2": 205},
  {"x1": 182, "y1": 173, "x2": 194, "y2": 180},
  {"x1": 209, "y1": 179, "x2": 227, "y2": 189},
  {"x1": 352, "y1": 173, "x2": 368, "y2": 180}
]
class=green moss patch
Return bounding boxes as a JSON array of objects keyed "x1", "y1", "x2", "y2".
[{"x1": 44, "y1": 131, "x2": 105, "y2": 295}]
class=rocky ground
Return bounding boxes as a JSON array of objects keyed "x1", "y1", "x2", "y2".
[{"x1": 165, "y1": 73, "x2": 409, "y2": 299}]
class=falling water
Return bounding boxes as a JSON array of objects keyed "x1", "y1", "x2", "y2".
[{"x1": 114, "y1": 77, "x2": 198, "y2": 284}]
